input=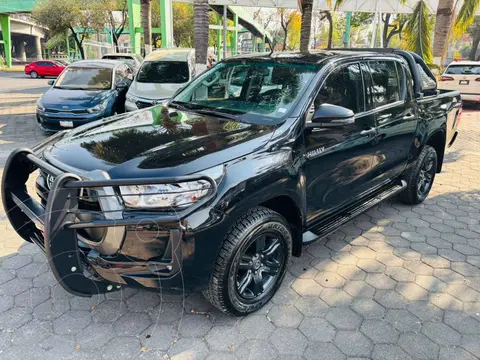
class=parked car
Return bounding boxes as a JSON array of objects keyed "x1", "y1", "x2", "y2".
[
  {"x1": 437, "y1": 60, "x2": 480, "y2": 105},
  {"x1": 36, "y1": 60, "x2": 132, "y2": 131},
  {"x1": 101, "y1": 53, "x2": 143, "y2": 73},
  {"x1": 24, "y1": 60, "x2": 66, "y2": 78},
  {"x1": 125, "y1": 48, "x2": 195, "y2": 111},
  {"x1": 3, "y1": 50, "x2": 461, "y2": 316}
]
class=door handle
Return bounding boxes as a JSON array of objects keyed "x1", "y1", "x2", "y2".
[{"x1": 360, "y1": 128, "x2": 377, "y2": 137}]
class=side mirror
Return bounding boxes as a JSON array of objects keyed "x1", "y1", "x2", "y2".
[
  {"x1": 311, "y1": 104, "x2": 355, "y2": 127},
  {"x1": 48, "y1": 80, "x2": 55, "y2": 86},
  {"x1": 116, "y1": 81, "x2": 129, "y2": 89}
]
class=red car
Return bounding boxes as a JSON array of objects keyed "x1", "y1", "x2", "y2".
[{"x1": 24, "y1": 60, "x2": 65, "y2": 79}]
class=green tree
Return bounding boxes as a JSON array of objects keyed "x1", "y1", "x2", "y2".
[
  {"x1": 173, "y1": 3, "x2": 194, "y2": 47},
  {"x1": 32, "y1": 0, "x2": 107, "y2": 59},
  {"x1": 287, "y1": 11, "x2": 302, "y2": 50},
  {"x1": 403, "y1": 1, "x2": 433, "y2": 63}
]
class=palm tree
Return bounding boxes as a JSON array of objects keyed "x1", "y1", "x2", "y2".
[
  {"x1": 141, "y1": 0, "x2": 152, "y2": 55},
  {"x1": 403, "y1": 1, "x2": 433, "y2": 63},
  {"x1": 193, "y1": 0, "x2": 209, "y2": 71},
  {"x1": 300, "y1": 0, "x2": 314, "y2": 51}
]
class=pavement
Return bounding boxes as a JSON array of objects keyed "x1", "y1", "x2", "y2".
[{"x1": 1, "y1": 71, "x2": 480, "y2": 360}]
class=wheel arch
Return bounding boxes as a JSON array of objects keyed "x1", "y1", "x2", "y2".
[{"x1": 425, "y1": 129, "x2": 446, "y2": 173}]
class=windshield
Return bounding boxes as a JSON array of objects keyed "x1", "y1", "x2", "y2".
[
  {"x1": 55, "y1": 67, "x2": 113, "y2": 90},
  {"x1": 445, "y1": 64, "x2": 480, "y2": 75},
  {"x1": 137, "y1": 61, "x2": 189, "y2": 83},
  {"x1": 171, "y1": 61, "x2": 319, "y2": 124}
]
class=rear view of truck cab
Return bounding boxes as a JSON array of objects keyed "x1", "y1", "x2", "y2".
[{"x1": 438, "y1": 61, "x2": 480, "y2": 105}]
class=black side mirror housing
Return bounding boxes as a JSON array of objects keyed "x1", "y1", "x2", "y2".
[
  {"x1": 48, "y1": 80, "x2": 55, "y2": 86},
  {"x1": 311, "y1": 104, "x2": 355, "y2": 127},
  {"x1": 116, "y1": 81, "x2": 129, "y2": 89}
]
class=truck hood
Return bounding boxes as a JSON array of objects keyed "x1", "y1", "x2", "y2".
[
  {"x1": 128, "y1": 81, "x2": 186, "y2": 100},
  {"x1": 41, "y1": 88, "x2": 112, "y2": 109},
  {"x1": 43, "y1": 105, "x2": 276, "y2": 178}
]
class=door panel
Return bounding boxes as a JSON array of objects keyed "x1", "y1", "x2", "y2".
[{"x1": 304, "y1": 63, "x2": 377, "y2": 223}]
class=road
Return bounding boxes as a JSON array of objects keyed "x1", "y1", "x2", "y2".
[{"x1": 1, "y1": 71, "x2": 480, "y2": 360}]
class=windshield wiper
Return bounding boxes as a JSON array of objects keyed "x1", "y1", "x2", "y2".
[{"x1": 170, "y1": 101, "x2": 239, "y2": 121}]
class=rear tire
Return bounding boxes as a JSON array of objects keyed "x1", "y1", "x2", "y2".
[
  {"x1": 204, "y1": 206, "x2": 292, "y2": 316},
  {"x1": 399, "y1": 145, "x2": 437, "y2": 205},
  {"x1": 30, "y1": 71, "x2": 38, "y2": 79}
]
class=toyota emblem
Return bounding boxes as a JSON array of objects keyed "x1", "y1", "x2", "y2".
[{"x1": 46, "y1": 174, "x2": 55, "y2": 189}]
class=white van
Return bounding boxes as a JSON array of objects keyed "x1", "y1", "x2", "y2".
[
  {"x1": 438, "y1": 61, "x2": 480, "y2": 104},
  {"x1": 125, "y1": 49, "x2": 195, "y2": 111}
]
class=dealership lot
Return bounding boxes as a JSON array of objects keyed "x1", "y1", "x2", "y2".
[{"x1": 1, "y1": 71, "x2": 480, "y2": 360}]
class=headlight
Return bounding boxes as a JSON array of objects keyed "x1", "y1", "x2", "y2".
[
  {"x1": 87, "y1": 100, "x2": 108, "y2": 113},
  {"x1": 126, "y1": 93, "x2": 139, "y2": 103},
  {"x1": 119, "y1": 165, "x2": 224, "y2": 209},
  {"x1": 37, "y1": 98, "x2": 45, "y2": 112}
]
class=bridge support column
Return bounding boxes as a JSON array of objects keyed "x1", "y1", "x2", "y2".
[
  {"x1": 16, "y1": 39, "x2": 27, "y2": 62},
  {"x1": 34, "y1": 36, "x2": 42, "y2": 60},
  {"x1": 160, "y1": 0, "x2": 173, "y2": 48},
  {"x1": 0, "y1": 14, "x2": 12, "y2": 67}
]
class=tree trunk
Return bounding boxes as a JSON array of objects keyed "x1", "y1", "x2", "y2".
[
  {"x1": 69, "y1": 28, "x2": 85, "y2": 59},
  {"x1": 382, "y1": 14, "x2": 390, "y2": 48},
  {"x1": 193, "y1": 0, "x2": 209, "y2": 71},
  {"x1": 141, "y1": 0, "x2": 152, "y2": 56},
  {"x1": 326, "y1": 12, "x2": 333, "y2": 49},
  {"x1": 469, "y1": 26, "x2": 480, "y2": 61},
  {"x1": 300, "y1": 0, "x2": 313, "y2": 52},
  {"x1": 282, "y1": 31, "x2": 288, "y2": 50},
  {"x1": 433, "y1": 0, "x2": 455, "y2": 65}
]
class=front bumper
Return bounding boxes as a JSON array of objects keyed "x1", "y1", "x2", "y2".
[
  {"x1": 36, "y1": 110, "x2": 107, "y2": 132},
  {"x1": 2, "y1": 149, "x2": 217, "y2": 297}
]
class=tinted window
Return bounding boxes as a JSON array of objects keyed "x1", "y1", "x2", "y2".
[
  {"x1": 173, "y1": 61, "x2": 319, "y2": 124},
  {"x1": 37, "y1": 61, "x2": 51, "y2": 67},
  {"x1": 360, "y1": 63, "x2": 375, "y2": 111},
  {"x1": 367, "y1": 61, "x2": 400, "y2": 107},
  {"x1": 445, "y1": 64, "x2": 480, "y2": 75},
  {"x1": 137, "y1": 61, "x2": 189, "y2": 83},
  {"x1": 55, "y1": 67, "x2": 113, "y2": 90},
  {"x1": 314, "y1": 63, "x2": 364, "y2": 114}
]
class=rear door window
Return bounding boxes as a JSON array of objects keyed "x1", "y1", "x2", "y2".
[
  {"x1": 137, "y1": 61, "x2": 189, "y2": 83},
  {"x1": 367, "y1": 61, "x2": 401, "y2": 107}
]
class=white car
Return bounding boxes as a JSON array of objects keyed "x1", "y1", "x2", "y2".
[
  {"x1": 438, "y1": 61, "x2": 480, "y2": 104},
  {"x1": 125, "y1": 49, "x2": 196, "y2": 111}
]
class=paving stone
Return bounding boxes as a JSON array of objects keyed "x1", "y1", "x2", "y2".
[
  {"x1": 10, "y1": 319, "x2": 52, "y2": 347},
  {"x1": 294, "y1": 296, "x2": 329, "y2": 317},
  {"x1": 168, "y1": 337, "x2": 209, "y2": 360},
  {"x1": 422, "y1": 255, "x2": 451, "y2": 268},
  {"x1": 0, "y1": 277, "x2": 32, "y2": 296},
  {"x1": 234, "y1": 339, "x2": 276, "y2": 360},
  {"x1": 292, "y1": 278, "x2": 323, "y2": 296},
  {"x1": 466, "y1": 255, "x2": 480, "y2": 268},
  {"x1": 429, "y1": 293, "x2": 463, "y2": 311},
  {"x1": 433, "y1": 268, "x2": 465, "y2": 284},
  {"x1": 16, "y1": 261, "x2": 48, "y2": 278},
  {"x1": 400, "y1": 231, "x2": 425, "y2": 242},
  {"x1": 393, "y1": 248, "x2": 421, "y2": 261},
  {"x1": 360, "y1": 319, "x2": 399, "y2": 344},
  {"x1": 204, "y1": 352, "x2": 236, "y2": 360},
  {"x1": 415, "y1": 275, "x2": 447, "y2": 292},
  {"x1": 14, "y1": 286, "x2": 50, "y2": 308},
  {"x1": 102, "y1": 336, "x2": 141, "y2": 359},
  {"x1": 1, "y1": 254, "x2": 32, "y2": 270},
  {"x1": 0, "y1": 306, "x2": 33, "y2": 330},
  {"x1": 374, "y1": 290, "x2": 408, "y2": 309},
  {"x1": 351, "y1": 299, "x2": 385, "y2": 319},
  {"x1": 326, "y1": 307, "x2": 363, "y2": 330},
  {"x1": 314, "y1": 271, "x2": 346, "y2": 288},
  {"x1": 422, "y1": 322, "x2": 461, "y2": 346},
  {"x1": 76, "y1": 322, "x2": 115, "y2": 350},
  {"x1": 385, "y1": 310, "x2": 421, "y2": 333},
  {"x1": 123, "y1": 291, "x2": 161, "y2": 312},
  {"x1": 334, "y1": 331, "x2": 373, "y2": 357},
  {"x1": 395, "y1": 282, "x2": 428, "y2": 301},
  {"x1": 268, "y1": 304, "x2": 303, "y2": 328},
  {"x1": 368, "y1": 241, "x2": 395, "y2": 253},
  {"x1": 376, "y1": 253, "x2": 403, "y2": 267},
  {"x1": 288, "y1": 261, "x2": 319, "y2": 278},
  {"x1": 444, "y1": 311, "x2": 480, "y2": 334},
  {"x1": 114, "y1": 311, "x2": 152, "y2": 336},
  {"x1": 453, "y1": 244, "x2": 480, "y2": 256},
  {"x1": 427, "y1": 237, "x2": 453, "y2": 249},
  {"x1": 439, "y1": 347, "x2": 478, "y2": 360},
  {"x1": 332, "y1": 253, "x2": 359, "y2": 266},
  {"x1": 336, "y1": 265, "x2": 366, "y2": 280},
  {"x1": 350, "y1": 246, "x2": 378, "y2": 259},
  {"x1": 91, "y1": 300, "x2": 127, "y2": 323},
  {"x1": 452, "y1": 262, "x2": 479, "y2": 277},
  {"x1": 385, "y1": 267, "x2": 415, "y2": 282},
  {"x1": 269, "y1": 328, "x2": 308, "y2": 355},
  {"x1": 371, "y1": 344, "x2": 412, "y2": 360},
  {"x1": 403, "y1": 261, "x2": 434, "y2": 275},
  {"x1": 0, "y1": 268, "x2": 15, "y2": 285},
  {"x1": 149, "y1": 301, "x2": 186, "y2": 324},
  {"x1": 0, "y1": 294, "x2": 14, "y2": 313},
  {"x1": 357, "y1": 259, "x2": 386, "y2": 273},
  {"x1": 33, "y1": 298, "x2": 70, "y2": 321},
  {"x1": 320, "y1": 288, "x2": 353, "y2": 307},
  {"x1": 270, "y1": 285, "x2": 300, "y2": 305},
  {"x1": 406, "y1": 301, "x2": 444, "y2": 322},
  {"x1": 343, "y1": 280, "x2": 375, "y2": 298},
  {"x1": 365, "y1": 273, "x2": 397, "y2": 289},
  {"x1": 53, "y1": 310, "x2": 92, "y2": 334},
  {"x1": 446, "y1": 284, "x2": 480, "y2": 302},
  {"x1": 178, "y1": 314, "x2": 212, "y2": 337},
  {"x1": 398, "y1": 333, "x2": 439, "y2": 360},
  {"x1": 304, "y1": 342, "x2": 346, "y2": 360},
  {"x1": 140, "y1": 324, "x2": 179, "y2": 351},
  {"x1": 238, "y1": 315, "x2": 275, "y2": 340},
  {"x1": 461, "y1": 335, "x2": 480, "y2": 358},
  {"x1": 300, "y1": 317, "x2": 336, "y2": 341}
]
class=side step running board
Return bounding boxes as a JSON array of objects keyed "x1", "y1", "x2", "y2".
[{"x1": 303, "y1": 180, "x2": 407, "y2": 244}]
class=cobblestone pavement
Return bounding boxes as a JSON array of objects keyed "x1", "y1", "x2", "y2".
[{"x1": 1, "y1": 72, "x2": 480, "y2": 359}]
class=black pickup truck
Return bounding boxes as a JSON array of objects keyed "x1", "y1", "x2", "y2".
[{"x1": 2, "y1": 49, "x2": 461, "y2": 316}]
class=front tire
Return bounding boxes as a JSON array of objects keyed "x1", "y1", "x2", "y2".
[
  {"x1": 204, "y1": 206, "x2": 292, "y2": 316},
  {"x1": 399, "y1": 145, "x2": 437, "y2": 205},
  {"x1": 30, "y1": 71, "x2": 38, "y2": 79}
]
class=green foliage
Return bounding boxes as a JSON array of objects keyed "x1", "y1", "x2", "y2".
[
  {"x1": 455, "y1": 0, "x2": 480, "y2": 35},
  {"x1": 403, "y1": 0, "x2": 433, "y2": 63},
  {"x1": 351, "y1": 12, "x2": 374, "y2": 28},
  {"x1": 173, "y1": 3, "x2": 194, "y2": 47}
]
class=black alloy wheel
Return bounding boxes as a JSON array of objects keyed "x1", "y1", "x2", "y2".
[
  {"x1": 235, "y1": 232, "x2": 285, "y2": 301},
  {"x1": 417, "y1": 155, "x2": 435, "y2": 199}
]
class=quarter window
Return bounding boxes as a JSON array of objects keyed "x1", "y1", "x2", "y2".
[
  {"x1": 313, "y1": 63, "x2": 364, "y2": 114},
  {"x1": 367, "y1": 61, "x2": 401, "y2": 107}
]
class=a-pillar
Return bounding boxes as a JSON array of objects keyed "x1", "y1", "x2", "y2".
[
  {"x1": 0, "y1": 14, "x2": 12, "y2": 67},
  {"x1": 16, "y1": 38, "x2": 27, "y2": 62},
  {"x1": 160, "y1": 0, "x2": 173, "y2": 48},
  {"x1": 34, "y1": 36, "x2": 42, "y2": 60},
  {"x1": 127, "y1": 0, "x2": 142, "y2": 54}
]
